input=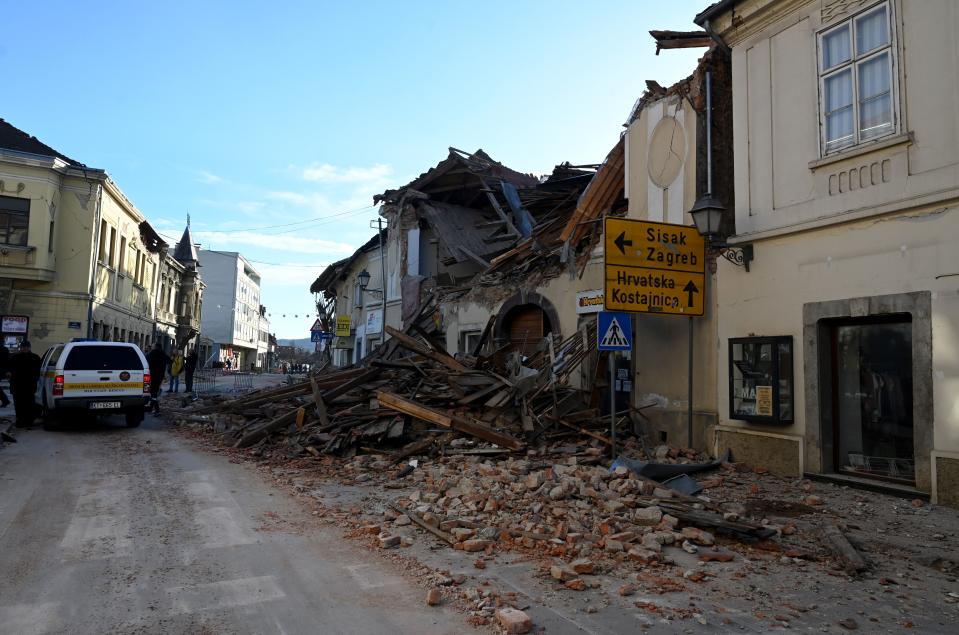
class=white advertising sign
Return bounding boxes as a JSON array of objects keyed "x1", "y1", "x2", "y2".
[
  {"x1": 1, "y1": 315, "x2": 29, "y2": 333},
  {"x1": 365, "y1": 309, "x2": 383, "y2": 334},
  {"x1": 575, "y1": 290, "x2": 604, "y2": 314}
]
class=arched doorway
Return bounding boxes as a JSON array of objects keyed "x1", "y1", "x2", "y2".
[
  {"x1": 494, "y1": 292, "x2": 561, "y2": 359},
  {"x1": 505, "y1": 304, "x2": 551, "y2": 357}
]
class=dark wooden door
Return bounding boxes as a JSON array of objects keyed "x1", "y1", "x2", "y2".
[{"x1": 508, "y1": 306, "x2": 545, "y2": 358}]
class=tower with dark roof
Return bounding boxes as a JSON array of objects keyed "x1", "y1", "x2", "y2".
[{"x1": 173, "y1": 215, "x2": 200, "y2": 266}]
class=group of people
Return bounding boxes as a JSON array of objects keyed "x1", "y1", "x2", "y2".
[{"x1": 145, "y1": 344, "x2": 199, "y2": 414}]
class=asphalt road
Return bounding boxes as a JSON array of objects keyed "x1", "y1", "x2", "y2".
[{"x1": 0, "y1": 412, "x2": 474, "y2": 635}]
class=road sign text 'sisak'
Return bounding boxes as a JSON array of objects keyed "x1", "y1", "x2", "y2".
[{"x1": 603, "y1": 218, "x2": 706, "y2": 316}]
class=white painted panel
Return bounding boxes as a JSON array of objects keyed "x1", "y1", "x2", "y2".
[
  {"x1": 771, "y1": 19, "x2": 817, "y2": 210},
  {"x1": 747, "y1": 39, "x2": 774, "y2": 215},
  {"x1": 902, "y1": 0, "x2": 959, "y2": 174},
  {"x1": 406, "y1": 227, "x2": 420, "y2": 276}
]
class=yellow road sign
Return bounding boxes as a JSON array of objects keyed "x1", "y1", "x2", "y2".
[
  {"x1": 335, "y1": 315, "x2": 352, "y2": 337},
  {"x1": 604, "y1": 218, "x2": 706, "y2": 316}
]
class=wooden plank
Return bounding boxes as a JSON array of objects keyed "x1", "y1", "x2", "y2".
[
  {"x1": 823, "y1": 523, "x2": 868, "y2": 573},
  {"x1": 456, "y1": 380, "x2": 505, "y2": 406},
  {"x1": 376, "y1": 391, "x2": 524, "y2": 451},
  {"x1": 234, "y1": 408, "x2": 301, "y2": 448},
  {"x1": 457, "y1": 245, "x2": 491, "y2": 268},
  {"x1": 310, "y1": 376, "x2": 330, "y2": 427},
  {"x1": 295, "y1": 407, "x2": 306, "y2": 430},
  {"x1": 471, "y1": 314, "x2": 497, "y2": 357},
  {"x1": 384, "y1": 325, "x2": 467, "y2": 372},
  {"x1": 389, "y1": 503, "x2": 455, "y2": 545},
  {"x1": 548, "y1": 416, "x2": 612, "y2": 445}
]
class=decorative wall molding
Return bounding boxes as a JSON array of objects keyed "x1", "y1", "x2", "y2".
[
  {"x1": 828, "y1": 158, "x2": 891, "y2": 195},
  {"x1": 822, "y1": 0, "x2": 870, "y2": 25}
]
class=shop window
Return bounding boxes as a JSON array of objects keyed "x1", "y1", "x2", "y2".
[{"x1": 729, "y1": 336, "x2": 793, "y2": 424}]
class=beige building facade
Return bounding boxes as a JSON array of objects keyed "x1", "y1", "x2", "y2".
[
  {"x1": 312, "y1": 231, "x2": 395, "y2": 367},
  {"x1": 697, "y1": 0, "x2": 959, "y2": 503},
  {"x1": 0, "y1": 120, "x2": 165, "y2": 353}
]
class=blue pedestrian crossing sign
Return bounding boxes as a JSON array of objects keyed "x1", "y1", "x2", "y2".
[{"x1": 597, "y1": 311, "x2": 632, "y2": 351}]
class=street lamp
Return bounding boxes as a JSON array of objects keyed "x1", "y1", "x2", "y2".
[
  {"x1": 357, "y1": 269, "x2": 383, "y2": 297},
  {"x1": 689, "y1": 194, "x2": 753, "y2": 271}
]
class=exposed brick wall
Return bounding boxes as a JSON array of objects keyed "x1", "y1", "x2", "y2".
[{"x1": 693, "y1": 47, "x2": 735, "y2": 238}]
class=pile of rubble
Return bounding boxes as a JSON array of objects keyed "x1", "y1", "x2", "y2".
[
  {"x1": 176, "y1": 293, "x2": 616, "y2": 461},
  {"x1": 369, "y1": 449, "x2": 775, "y2": 570}
]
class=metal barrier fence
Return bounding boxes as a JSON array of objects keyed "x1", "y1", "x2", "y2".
[
  {"x1": 193, "y1": 367, "x2": 221, "y2": 394},
  {"x1": 190, "y1": 368, "x2": 256, "y2": 395},
  {"x1": 232, "y1": 372, "x2": 254, "y2": 392}
]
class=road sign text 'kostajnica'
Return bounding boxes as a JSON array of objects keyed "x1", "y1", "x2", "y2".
[{"x1": 603, "y1": 218, "x2": 706, "y2": 316}]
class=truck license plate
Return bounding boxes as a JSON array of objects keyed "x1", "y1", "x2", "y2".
[{"x1": 89, "y1": 401, "x2": 121, "y2": 410}]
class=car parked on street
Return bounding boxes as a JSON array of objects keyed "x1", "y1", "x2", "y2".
[{"x1": 36, "y1": 340, "x2": 150, "y2": 428}]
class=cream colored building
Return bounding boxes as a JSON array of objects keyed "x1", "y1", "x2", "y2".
[
  {"x1": 311, "y1": 231, "x2": 391, "y2": 367},
  {"x1": 0, "y1": 118, "x2": 163, "y2": 353},
  {"x1": 697, "y1": 0, "x2": 959, "y2": 503}
]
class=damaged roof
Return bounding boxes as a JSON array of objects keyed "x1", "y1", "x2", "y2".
[
  {"x1": 649, "y1": 29, "x2": 713, "y2": 54},
  {"x1": 310, "y1": 230, "x2": 386, "y2": 296},
  {"x1": 0, "y1": 118, "x2": 86, "y2": 167},
  {"x1": 374, "y1": 147, "x2": 538, "y2": 206}
]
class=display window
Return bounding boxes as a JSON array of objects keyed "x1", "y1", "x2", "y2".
[{"x1": 729, "y1": 336, "x2": 793, "y2": 424}]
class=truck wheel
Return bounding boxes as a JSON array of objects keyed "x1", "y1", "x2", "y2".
[{"x1": 125, "y1": 407, "x2": 144, "y2": 428}]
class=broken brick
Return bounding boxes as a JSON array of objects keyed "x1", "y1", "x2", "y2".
[{"x1": 496, "y1": 608, "x2": 533, "y2": 634}]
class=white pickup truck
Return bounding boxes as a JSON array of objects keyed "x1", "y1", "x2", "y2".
[{"x1": 36, "y1": 340, "x2": 151, "y2": 428}]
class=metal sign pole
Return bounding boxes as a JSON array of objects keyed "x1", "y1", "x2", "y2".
[
  {"x1": 610, "y1": 350, "x2": 616, "y2": 460},
  {"x1": 687, "y1": 316, "x2": 694, "y2": 448}
]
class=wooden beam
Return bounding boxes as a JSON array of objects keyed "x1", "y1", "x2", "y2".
[
  {"x1": 823, "y1": 523, "x2": 868, "y2": 573},
  {"x1": 376, "y1": 390, "x2": 524, "y2": 451},
  {"x1": 384, "y1": 325, "x2": 467, "y2": 372},
  {"x1": 457, "y1": 246, "x2": 491, "y2": 268},
  {"x1": 310, "y1": 376, "x2": 330, "y2": 427},
  {"x1": 389, "y1": 503, "x2": 455, "y2": 545}
]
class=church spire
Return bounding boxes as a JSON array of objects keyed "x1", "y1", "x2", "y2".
[{"x1": 173, "y1": 218, "x2": 199, "y2": 264}]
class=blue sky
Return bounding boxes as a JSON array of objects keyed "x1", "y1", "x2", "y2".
[{"x1": 4, "y1": 1, "x2": 707, "y2": 338}]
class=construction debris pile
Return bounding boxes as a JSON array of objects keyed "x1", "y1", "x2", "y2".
[
  {"x1": 174, "y1": 294, "x2": 806, "y2": 578},
  {"x1": 381, "y1": 451, "x2": 777, "y2": 568},
  {"x1": 178, "y1": 294, "x2": 633, "y2": 459}
]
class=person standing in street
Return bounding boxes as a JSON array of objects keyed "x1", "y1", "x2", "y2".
[
  {"x1": 0, "y1": 343, "x2": 11, "y2": 408},
  {"x1": 170, "y1": 349, "x2": 184, "y2": 393},
  {"x1": 146, "y1": 343, "x2": 171, "y2": 415},
  {"x1": 184, "y1": 348, "x2": 198, "y2": 394},
  {"x1": 9, "y1": 340, "x2": 42, "y2": 428}
]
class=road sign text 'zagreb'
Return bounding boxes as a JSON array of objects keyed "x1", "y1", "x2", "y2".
[{"x1": 603, "y1": 218, "x2": 706, "y2": 316}]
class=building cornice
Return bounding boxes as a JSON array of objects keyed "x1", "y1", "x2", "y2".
[{"x1": 706, "y1": 0, "x2": 817, "y2": 47}]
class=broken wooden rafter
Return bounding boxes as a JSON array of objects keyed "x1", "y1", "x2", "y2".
[
  {"x1": 376, "y1": 390, "x2": 524, "y2": 451},
  {"x1": 384, "y1": 325, "x2": 467, "y2": 372}
]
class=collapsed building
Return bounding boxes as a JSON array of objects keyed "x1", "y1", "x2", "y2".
[{"x1": 311, "y1": 42, "x2": 734, "y2": 454}]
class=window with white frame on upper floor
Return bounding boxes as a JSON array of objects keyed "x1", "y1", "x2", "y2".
[{"x1": 819, "y1": 2, "x2": 897, "y2": 154}]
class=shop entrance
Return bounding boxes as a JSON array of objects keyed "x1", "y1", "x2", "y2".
[{"x1": 825, "y1": 315, "x2": 914, "y2": 483}]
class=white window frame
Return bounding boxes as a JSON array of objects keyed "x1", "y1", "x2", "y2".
[{"x1": 817, "y1": 1, "x2": 899, "y2": 156}]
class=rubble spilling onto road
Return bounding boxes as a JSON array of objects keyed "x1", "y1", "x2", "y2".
[{"x1": 174, "y1": 294, "x2": 792, "y2": 562}]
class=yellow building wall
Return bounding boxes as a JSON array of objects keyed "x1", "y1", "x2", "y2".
[{"x1": 0, "y1": 159, "x2": 158, "y2": 352}]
